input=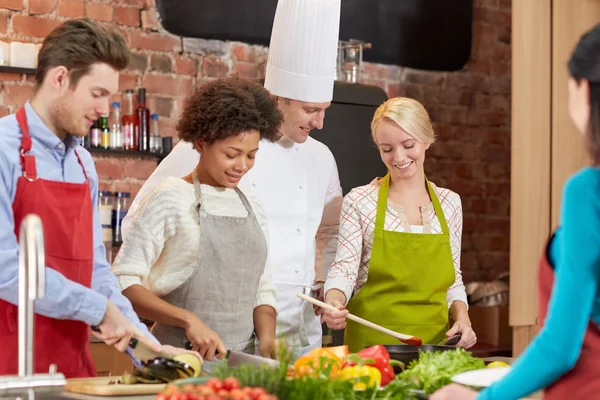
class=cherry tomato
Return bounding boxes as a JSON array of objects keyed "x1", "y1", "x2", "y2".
[
  {"x1": 156, "y1": 394, "x2": 168, "y2": 400},
  {"x1": 206, "y1": 378, "x2": 223, "y2": 392},
  {"x1": 222, "y1": 377, "x2": 241, "y2": 391}
]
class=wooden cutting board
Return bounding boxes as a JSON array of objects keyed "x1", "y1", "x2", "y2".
[{"x1": 64, "y1": 376, "x2": 166, "y2": 396}]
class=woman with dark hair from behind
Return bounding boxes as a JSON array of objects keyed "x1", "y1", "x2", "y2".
[{"x1": 431, "y1": 22, "x2": 600, "y2": 400}]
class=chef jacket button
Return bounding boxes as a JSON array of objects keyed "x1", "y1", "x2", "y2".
[
  {"x1": 294, "y1": 269, "x2": 300, "y2": 273},
  {"x1": 299, "y1": 184, "x2": 304, "y2": 189},
  {"x1": 295, "y1": 147, "x2": 299, "y2": 152},
  {"x1": 251, "y1": 182, "x2": 257, "y2": 187},
  {"x1": 297, "y1": 227, "x2": 302, "y2": 232},
  {"x1": 57, "y1": 143, "x2": 64, "y2": 149}
]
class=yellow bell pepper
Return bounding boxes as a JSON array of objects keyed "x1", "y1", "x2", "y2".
[
  {"x1": 339, "y1": 364, "x2": 382, "y2": 390},
  {"x1": 293, "y1": 350, "x2": 343, "y2": 379}
]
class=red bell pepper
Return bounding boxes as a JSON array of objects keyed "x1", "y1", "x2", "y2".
[{"x1": 344, "y1": 345, "x2": 403, "y2": 386}]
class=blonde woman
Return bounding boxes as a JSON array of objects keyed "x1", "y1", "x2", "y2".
[{"x1": 321, "y1": 97, "x2": 476, "y2": 351}]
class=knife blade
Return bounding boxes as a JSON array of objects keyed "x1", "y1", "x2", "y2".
[
  {"x1": 225, "y1": 350, "x2": 281, "y2": 369},
  {"x1": 129, "y1": 337, "x2": 172, "y2": 362}
]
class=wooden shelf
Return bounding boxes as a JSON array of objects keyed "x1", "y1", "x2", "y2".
[
  {"x1": 88, "y1": 147, "x2": 168, "y2": 162},
  {"x1": 0, "y1": 65, "x2": 36, "y2": 75}
]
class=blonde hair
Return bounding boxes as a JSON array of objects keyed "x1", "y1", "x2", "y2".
[{"x1": 371, "y1": 97, "x2": 435, "y2": 145}]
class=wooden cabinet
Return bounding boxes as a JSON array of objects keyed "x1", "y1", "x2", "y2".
[
  {"x1": 510, "y1": 0, "x2": 599, "y2": 356},
  {"x1": 90, "y1": 342, "x2": 134, "y2": 377}
]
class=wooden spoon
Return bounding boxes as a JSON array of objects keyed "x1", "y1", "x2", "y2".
[{"x1": 297, "y1": 293, "x2": 422, "y2": 347}]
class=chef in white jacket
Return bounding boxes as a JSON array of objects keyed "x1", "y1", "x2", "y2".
[{"x1": 121, "y1": 0, "x2": 343, "y2": 358}]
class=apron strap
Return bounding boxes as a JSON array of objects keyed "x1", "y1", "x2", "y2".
[
  {"x1": 373, "y1": 173, "x2": 390, "y2": 236},
  {"x1": 73, "y1": 149, "x2": 89, "y2": 181},
  {"x1": 374, "y1": 173, "x2": 450, "y2": 236},
  {"x1": 426, "y1": 178, "x2": 450, "y2": 235},
  {"x1": 16, "y1": 107, "x2": 38, "y2": 181},
  {"x1": 192, "y1": 169, "x2": 256, "y2": 218}
]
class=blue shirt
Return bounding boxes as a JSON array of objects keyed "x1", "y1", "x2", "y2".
[
  {"x1": 0, "y1": 102, "x2": 156, "y2": 363},
  {"x1": 478, "y1": 167, "x2": 600, "y2": 400}
]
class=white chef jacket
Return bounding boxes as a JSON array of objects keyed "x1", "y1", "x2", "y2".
[{"x1": 122, "y1": 137, "x2": 343, "y2": 357}]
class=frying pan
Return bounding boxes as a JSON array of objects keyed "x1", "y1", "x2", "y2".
[{"x1": 382, "y1": 335, "x2": 462, "y2": 373}]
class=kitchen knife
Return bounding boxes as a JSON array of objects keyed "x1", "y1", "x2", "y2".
[
  {"x1": 91, "y1": 325, "x2": 169, "y2": 363},
  {"x1": 225, "y1": 350, "x2": 281, "y2": 369},
  {"x1": 128, "y1": 337, "x2": 172, "y2": 362},
  {"x1": 184, "y1": 341, "x2": 281, "y2": 369}
]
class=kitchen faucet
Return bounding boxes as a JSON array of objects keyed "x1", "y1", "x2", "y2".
[{"x1": 0, "y1": 214, "x2": 66, "y2": 395}]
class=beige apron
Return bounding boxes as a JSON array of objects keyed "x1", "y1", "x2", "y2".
[{"x1": 152, "y1": 171, "x2": 268, "y2": 373}]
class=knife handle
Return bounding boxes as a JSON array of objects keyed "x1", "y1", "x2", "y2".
[{"x1": 92, "y1": 325, "x2": 138, "y2": 349}]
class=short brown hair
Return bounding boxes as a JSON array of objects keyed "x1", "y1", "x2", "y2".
[
  {"x1": 177, "y1": 76, "x2": 283, "y2": 144},
  {"x1": 36, "y1": 18, "x2": 130, "y2": 89}
]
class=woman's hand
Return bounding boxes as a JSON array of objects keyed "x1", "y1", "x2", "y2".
[
  {"x1": 185, "y1": 315, "x2": 227, "y2": 361},
  {"x1": 445, "y1": 320, "x2": 477, "y2": 349},
  {"x1": 430, "y1": 384, "x2": 478, "y2": 400},
  {"x1": 258, "y1": 337, "x2": 276, "y2": 359},
  {"x1": 321, "y1": 289, "x2": 349, "y2": 330}
]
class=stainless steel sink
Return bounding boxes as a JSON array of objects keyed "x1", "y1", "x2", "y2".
[{"x1": 0, "y1": 214, "x2": 66, "y2": 397}]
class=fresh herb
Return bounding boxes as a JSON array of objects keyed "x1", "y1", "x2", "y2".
[
  {"x1": 212, "y1": 344, "x2": 418, "y2": 399},
  {"x1": 397, "y1": 348, "x2": 485, "y2": 394}
]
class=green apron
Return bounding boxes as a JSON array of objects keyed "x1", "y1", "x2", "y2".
[{"x1": 344, "y1": 173, "x2": 455, "y2": 353}]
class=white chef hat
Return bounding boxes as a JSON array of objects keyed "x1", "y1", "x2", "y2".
[{"x1": 264, "y1": 0, "x2": 341, "y2": 103}]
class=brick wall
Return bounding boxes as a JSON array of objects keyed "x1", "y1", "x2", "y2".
[{"x1": 0, "y1": 0, "x2": 511, "y2": 282}]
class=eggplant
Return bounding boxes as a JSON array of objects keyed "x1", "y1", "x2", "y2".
[{"x1": 134, "y1": 357, "x2": 195, "y2": 384}]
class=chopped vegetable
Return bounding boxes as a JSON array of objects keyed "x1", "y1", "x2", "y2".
[
  {"x1": 344, "y1": 345, "x2": 403, "y2": 386},
  {"x1": 398, "y1": 348, "x2": 485, "y2": 394},
  {"x1": 292, "y1": 348, "x2": 343, "y2": 379},
  {"x1": 339, "y1": 365, "x2": 381, "y2": 390}
]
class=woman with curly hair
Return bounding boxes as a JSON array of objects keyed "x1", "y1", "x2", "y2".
[{"x1": 111, "y1": 76, "x2": 283, "y2": 372}]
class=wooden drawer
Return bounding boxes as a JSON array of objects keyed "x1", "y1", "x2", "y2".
[{"x1": 89, "y1": 342, "x2": 134, "y2": 377}]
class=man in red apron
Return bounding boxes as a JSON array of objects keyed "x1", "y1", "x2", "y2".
[{"x1": 0, "y1": 18, "x2": 182, "y2": 378}]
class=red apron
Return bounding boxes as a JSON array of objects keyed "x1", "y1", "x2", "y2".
[
  {"x1": 538, "y1": 233, "x2": 600, "y2": 399},
  {"x1": 0, "y1": 107, "x2": 96, "y2": 378}
]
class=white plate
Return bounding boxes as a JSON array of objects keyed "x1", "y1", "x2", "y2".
[{"x1": 451, "y1": 367, "x2": 511, "y2": 388}]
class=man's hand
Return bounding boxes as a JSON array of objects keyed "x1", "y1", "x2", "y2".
[
  {"x1": 92, "y1": 301, "x2": 161, "y2": 353},
  {"x1": 311, "y1": 282, "x2": 325, "y2": 316}
]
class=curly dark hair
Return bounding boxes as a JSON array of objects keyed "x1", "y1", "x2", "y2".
[{"x1": 177, "y1": 76, "x2": 283, "y2": 144}]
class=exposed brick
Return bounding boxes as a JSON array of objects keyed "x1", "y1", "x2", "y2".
[
  {"x1": 147, "y1": 96, "x2": 173, "y2": 118},
  {"x1": 3, "y1": 85, "x2": 34, "y2": 108},
  {"x1": 12, "y1": 15, "x2": 62, "y2": 38},
  {"x1": 141, "y1": 74, "x2": 193, "y2": 97},
  {"x1": 183, "y1": 38, "x2": 227, "y2": 56},
  {"x1": 0, "y1": 0, "x2": 22, "y2": 11},
  {"x1": 85, "y1": 2, "x2": 113, "y2": 22},
  {"x1": 149, "y1": 54, "x2": 172, "y2": 73},
  {"x1": 29, "y1": 0, "x2": 55, "y2": 14},
  {"x1": 110, "y1": 181, "x2": 143, "y2": 199},
  {"x1": 386, "y1": 83, "x2": 405, "y2": 98},
  {"x1": 127, "y1": 52, "x2": 147, "y2": 72},
  {"x1": 158, "y1": 117, "x2": 177, "y2": 138},
  {"x1": 57, "y1": 0, "x2": 84, "y2": 17},
  {"x1": 115, "y1": 7, "x2": 140, "y2": 27},
  {"x1": 130, "y1": 31, "x2": 181, "y2": 52},
  {"x1": 174, "y1": 56, "x2": 196, "y2": 76},
  {"x1": 231, "y1": 62, "x2": 260, "y2": 80},
  {"x1": 0, "y1": 72, "x2": 24, "y2": 82},
  {"x1": 140, "y1": 8, "x2": 160, "y2": 30},
  {"x1": 118, "y1": 73, "x2": 137, "y2": 91},
  {"x1": 94, "y1": 157, "x2": 125, "y2": 180},
  {"x1": 0, "y1": 14, "x2": 7, "y2": 34},
  {"x1": 123, "y1": 158, "x2": 157, "y2": 180}
]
